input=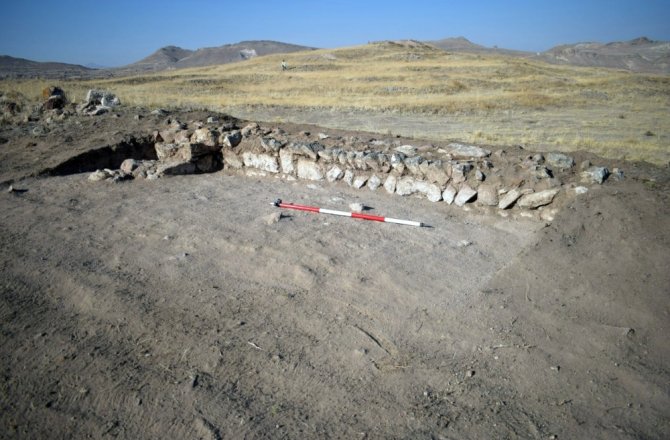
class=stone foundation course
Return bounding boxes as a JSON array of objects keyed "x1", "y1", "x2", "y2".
[{"x1": 90, "y1": 113, "x2": 619, "y2": 219}]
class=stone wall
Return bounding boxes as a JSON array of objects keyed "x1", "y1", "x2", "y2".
[{"x1": 92, "y1": 115, "x2": 619, "y2": 220}]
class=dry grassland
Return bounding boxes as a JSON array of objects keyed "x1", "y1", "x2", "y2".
[{"x1": 3, "y1": 41, "x2": 669, "y2": 164}]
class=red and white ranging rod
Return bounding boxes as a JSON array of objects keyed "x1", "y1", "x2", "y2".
[{"x1": 272, "y1": 199, "x2": 423, "y2": 227}]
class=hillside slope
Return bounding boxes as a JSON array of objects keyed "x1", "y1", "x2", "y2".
[{"x1": 535, "y1": 37, "x2": 670, "y2": 74}]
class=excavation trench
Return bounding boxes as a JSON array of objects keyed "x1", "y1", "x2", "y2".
[{"x1": 41, "y1": 135, "x2": 156, "y2": 176}]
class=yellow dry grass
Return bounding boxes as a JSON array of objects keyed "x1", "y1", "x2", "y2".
[{"x1": 2, "y1": 41, "x2": 669, "y2": 164}]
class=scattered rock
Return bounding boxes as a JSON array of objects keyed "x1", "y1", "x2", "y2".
[
  {"x1": 446, "y1": 143, "x2": 491, "y2": 158},
  {"x1": 574, "y1": 186, "x2": 589, "y2": 195},
  {"x1": 611, "y1": 168, "x2": 624, "y2": 181},
  {"x1": 454, "y1": 185, "x2": 477, "y2": 206},
  {"x1": 264, "y1": 212, "x2": 282, "y2": 225},
  {"x1": 318, "y1": 133, "x2": 329, "y2": 140},
  {"x1": 546, "y1": 152, "x2": 575, "y2": 169},
  {"x1": 475, "y1": 169, "x2": 485, "y2": 181},
  {"x1": 349, "y1": 202, "x2": 364, "y2": 213},
  {"x1": 517, "y1": 188, "x2": 560, "y2": 209},
  {"x1": 581, "y1": 166, "x2": 609, "y2": 184}
]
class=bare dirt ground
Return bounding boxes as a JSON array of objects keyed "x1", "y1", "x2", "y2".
[{"x1": 1, "y1": 108, "x2": 669, "y2": 439}]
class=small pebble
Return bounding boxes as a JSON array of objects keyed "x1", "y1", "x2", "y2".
[
  {"x1": 349, "y1": 202, "x2": 364, "y2": 213},
  {"x1": 466, "y1": 370, "x2": 475, "y2": 378}
]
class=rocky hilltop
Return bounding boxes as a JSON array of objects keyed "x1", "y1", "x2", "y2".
[
  {"x1": 535, "y1": 36, "x2": 670, "y2": 74},
  {"x1": 115, "y1": 40, "x2": 315, "y2": 74}
]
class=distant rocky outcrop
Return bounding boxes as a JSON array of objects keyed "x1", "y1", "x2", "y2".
[{"x1": 534, "y1": 37, "x2": 670, "y2": 74}]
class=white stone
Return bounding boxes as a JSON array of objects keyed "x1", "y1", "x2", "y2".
[
  {"x1": 498, "y1": 188, "x2": 522, "y2": 209},
  {"x1": 446, "y1": 143, "x2": 491, "y2": 158},
  {"x1": 242, "y1": 152, "x2": 279, "y2": 173},
  {"x1": 279, "y1": 149, "x2": 294, "y2": 174},
  {"x1": 384, "y1": 175, "x2": 397, "y2": 194},
  {"x1": 517, "y1": 188, "x2": 560, "y2": 209},
  {"x1": 454, "y1": 185, "x2": 477, "y2": 206},
  {"x1": 395, "y1": 145, "x2": 417, "y2": 156},
  {"x1": 395, "y1": 177, "x2": 416, "y2": 196},
  {"x1": 326, "y1": 166, "x2": 344, "y2": 182},
  {"x1": 353, "y1": 175, "x2": 368, "y2": 189},
  {"x1": 367, "y1": 175, "x2": 382, "y2": 191},
  {"x1": 442, "y1": 185, "x2": 457, "y2": 204},
  {"x1": 413, "y1": 180, "x2": 443, "y2": 202},
  {"x1": 343, "y1": 169, "x2": 354, "y2": 186},
  {"x1": 296, "y1": 159, "x2": 324, "y2": 180}
]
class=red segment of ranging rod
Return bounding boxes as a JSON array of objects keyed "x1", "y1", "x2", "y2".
[{"x1": 272, "y1": 199, "x2": 423, "y2": 227}]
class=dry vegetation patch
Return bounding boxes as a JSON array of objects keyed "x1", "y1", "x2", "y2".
[{"x1": 1, "y1": 42, "x2": 668, "y2": 164}]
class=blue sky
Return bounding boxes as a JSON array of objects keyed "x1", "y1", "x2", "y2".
[{"x1": 2, "y1": 0, "x2": 669, "y2": 67}]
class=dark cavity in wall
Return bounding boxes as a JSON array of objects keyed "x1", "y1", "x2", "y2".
[{"x1": 43, "y1": 135, "x2": 157, "y2": 176}]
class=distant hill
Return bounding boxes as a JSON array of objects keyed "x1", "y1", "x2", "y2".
[
  {"x1": 116, "y1": 40, "x2": 316, "y2": 74},
  {"x1": 535, "y1": 37, "x2": 670, "y2": 74},
  {"x1": 0, "y1": 55, "x2": 94, "y2": 79},
  {"x1": 428, "y1": 37, "x2": 533, "y2": 58}
]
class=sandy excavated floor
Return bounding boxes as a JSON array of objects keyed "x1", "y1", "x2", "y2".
[{"x1": 1, "y1": 109, "x2": 669, "y2": 439}]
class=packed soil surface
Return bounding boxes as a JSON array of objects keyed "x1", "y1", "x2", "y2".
[{"x1": 1, "y1": 108, "x2": 669, "y2": 439}]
